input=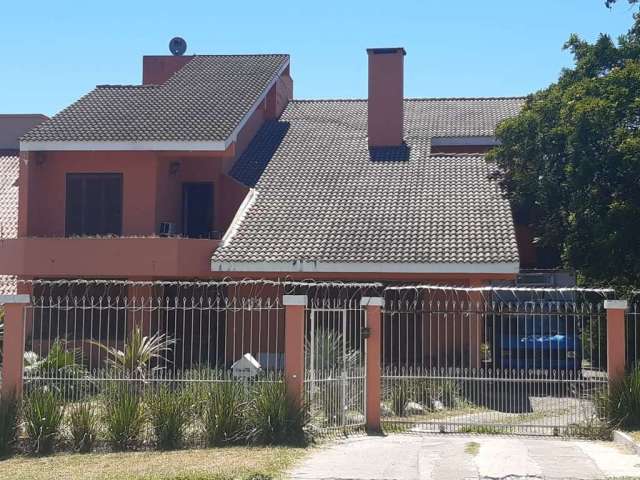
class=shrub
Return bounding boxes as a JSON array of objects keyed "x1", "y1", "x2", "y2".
[
  {"x1": 103, "y1": 385, "x2": 145, "y2": 450},
  {"x1": 246, "y1": 382, "x2": 308, "y2": 445},
  {"x1": 68, "y1": 402, "x2": 98, "y2": 453},
  {"x1": 91, "y1": 326, "x2": 175, "y2": 378},
  {"x1": 0, "y1": 395, "x2": 19, "y2": 457},
  {"x1": 203, "y1": 382, "x2": 246, "y2": 446},
  {"x1": 23, "y1": 389, "x2": 65, "y2": 454},
  {"x1": 147, "y1": 385, "x2": 193, "y2": 450},
  {"x1": 23, "y1": 340, "x2": 92, "y2": 401},
  {"x1": 600, "y1": 365, "x2": 640, "y2": 429},
  {"x1": 390, "y1": 382, "x2": 409, "y2": 416}
]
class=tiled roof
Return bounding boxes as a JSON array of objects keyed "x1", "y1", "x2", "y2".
[
  {"x1": 0, "y1": 154, "x2": 18, "y2": 294},
  {"x1": 22, "y1": 55, "x2": 289, "y2": 143},
  {"x1": 213, "y1": 98, "x2": 524, "y2": 270}
]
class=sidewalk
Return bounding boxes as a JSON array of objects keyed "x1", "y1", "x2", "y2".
[{"x1": 289, "y1": 434, "x2": 640, "y2": 480}]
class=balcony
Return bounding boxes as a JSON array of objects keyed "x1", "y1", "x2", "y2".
[{"x1": 0, "y1": 237, "x2": 220, "y2": 278}]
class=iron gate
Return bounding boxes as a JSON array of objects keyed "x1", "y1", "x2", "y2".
[
  {"x1": 381, "y1": 288, "x2": 609, "y2": 436},
  {"x1": 304, "y1": 298, "x2": 367, "y2": 434}
]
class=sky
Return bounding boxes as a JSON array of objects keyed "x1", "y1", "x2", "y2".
[{"x1": 1, "y1": 1, "x2": 637, "y2": 116}]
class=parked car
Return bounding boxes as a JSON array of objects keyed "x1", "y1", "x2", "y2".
[{"x1": 492, "y1": 301, "x2": 582, "y2": 373}]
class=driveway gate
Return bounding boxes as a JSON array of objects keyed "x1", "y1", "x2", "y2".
[
  {"x1": 304, "y1": 298, "x2": 367, "y2": 434},
  {"x1": 381, "y1": 288, "x2": 609, "y2": 436}
]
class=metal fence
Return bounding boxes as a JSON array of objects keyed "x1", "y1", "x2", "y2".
[
  {"x1": 381, "y1": 287, "x2": 609, "y2": 435},
  {"x1": 23, "y1": 282, "x2": 285, "y2": 401},
  {"x1": 304, "y1": 297, "x2": 366, "y2": 434},
  {"x1": 10, "y1": 279, "x2": 631, "y2": 439}
]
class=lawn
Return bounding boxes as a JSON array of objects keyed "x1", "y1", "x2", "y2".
[{"x1": 0, "y1": 446, "x2": 307, "y2": 480}]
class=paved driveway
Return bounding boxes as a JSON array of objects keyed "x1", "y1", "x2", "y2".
[{"x1": 289, "y1": 434, "x2": 640, "y2": 480}]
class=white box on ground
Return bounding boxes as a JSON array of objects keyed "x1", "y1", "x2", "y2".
[{"x1": 231, "y1": 353, "x2": 262, "y2": 378}]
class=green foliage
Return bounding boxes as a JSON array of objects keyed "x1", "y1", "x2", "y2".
[
  {"x1": 102, "y1": 385, "x2": 146, "y2": 450},
  {"x1": 67, "y1": 402, "x2": 98, "y2": 453},
  {"x1": 203, "y1": 382, "x2": 247, "y2": 446},
  {"x1": 23, "y1": 389, "x2": 65, "y2": 454},
  {"x1": 147, "y1": 385, "x2": 193, "y2": 450},
  {"x1": 390, "y1": 382, "x2": 409, "y2": 416},
  {"x1": 386, "y1": 378, "x2": 464, "y2": 416},
  {"x1": 602, "y1": 365, "x2": 640, "y2": 429},
  {"x1": 605, "y1": 0, "x2": 639, "y2": 8},
  {"x1": 91, "y1": 326, "x2": 175, "y2": 377},
  {"x1": 487, "y1": 13, "x2": 640, "y2": 286},
  {"x1": 305, "y1": 327, "x2": 361, "y2": 371},
  {"x1": 23, "y1": 341, "x2": 91, "y2": 400},
  {"x1": 0, "y1": 395, "x2": 19, "y2": 457},
  {"x1": 246, "y1": 382, "x2": 309, "y2": 446}
]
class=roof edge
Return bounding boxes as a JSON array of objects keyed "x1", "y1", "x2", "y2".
[
  {"x1": 211, "y1": 260, "x2": 520, "y2": 275},
  {"x1": 20, "y1": 140, "x2": 230, "y2": 152}
]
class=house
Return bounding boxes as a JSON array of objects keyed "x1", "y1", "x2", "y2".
[{"x1": 0, "y1": 46, "x2": 533, "y2": 296}]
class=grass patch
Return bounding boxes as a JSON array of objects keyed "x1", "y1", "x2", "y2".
[
  {"x1": 0, "y1": 445, "x2": 307, "y2": 480},
  {"x1": 464, "y1": 441, "x2": 480, "y2": 456},
  {"x1": 458, "y1": 425, "x2": 505, "y2": 435}
]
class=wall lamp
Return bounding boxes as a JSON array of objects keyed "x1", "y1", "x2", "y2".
[{"x1": 169, "y1": 161, "x2": 181, "y2": 175}]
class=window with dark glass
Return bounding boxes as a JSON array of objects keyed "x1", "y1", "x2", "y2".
[{"x1": 65, "y1": 173, "x2": 123, "y2": 236}]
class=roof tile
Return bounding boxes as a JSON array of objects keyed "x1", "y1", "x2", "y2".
[
  {"x1": 215, "y1": 98, "x2": 523, "y2": 267},
  {"x1": 22, "y1": 55, "x2": 289, "y2": 143}
]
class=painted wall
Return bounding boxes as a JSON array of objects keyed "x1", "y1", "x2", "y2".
[
  {"x1": 22, "y1": 149, "x2": 247, "y2": 239},
  {"x1": 142, "y1": 56, "x2": 194, "y2": 85},
  {"x1": 25, "y1": 151, "x2": 159, "y2": 237}
]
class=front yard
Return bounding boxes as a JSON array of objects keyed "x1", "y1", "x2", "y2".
[{"x1": 0, "y1": 445, "x2": 306, "y2": 480}]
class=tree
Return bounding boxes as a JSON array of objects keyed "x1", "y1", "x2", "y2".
[
  {"x1": 605, "y1": 0, "x2": 638, "y2": 7},
  {"x1": 487, "y1": 13, "x2": 640, "y2": 286}
]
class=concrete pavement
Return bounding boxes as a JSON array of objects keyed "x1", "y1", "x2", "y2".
[{"x1": 289, "y1": 434, "x2": 640, "y2": 480}]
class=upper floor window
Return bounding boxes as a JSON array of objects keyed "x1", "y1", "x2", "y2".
[{"x1": 65, "y1": 173, "x2": 123, "y2": 237}]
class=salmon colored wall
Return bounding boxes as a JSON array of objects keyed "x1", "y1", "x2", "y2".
[
  {"x1": 157, "y1": 156, "x2": 223, "y2": 235},
  {"x1": 218, "y1": 175, "x2": 250, "y2": 232},
  {"x1": 142, "y1": 56, "x2": 194, "y2": 85},
  {"x1": 26, "y1": 151, "x2": 159, "y2": 237},
  {"x1": 23, "y1": 150, "x2": 247, "y2": 239},
  {"x1": 368, "y1": 49, "x2": 404, "y2": 147},
  {"x1": 234, "y1": 99, "x2": 267, "y2": 168}
]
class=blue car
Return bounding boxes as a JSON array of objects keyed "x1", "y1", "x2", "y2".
[{"x1": 492, "y1": 301, "x2": 583, "y2": 375}]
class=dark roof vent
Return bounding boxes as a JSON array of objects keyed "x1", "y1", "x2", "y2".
[{"x1": 169, "y1": 37, "x2": 187, "y2": 56}]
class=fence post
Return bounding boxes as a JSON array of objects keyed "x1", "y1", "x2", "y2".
[
  {"x1": 604, "y1": 299, "x2": 628, "y2": 384},
  {"x1": 1, "y1": 294, "x2": 31, "y2": 398},
  {"x1": 361, "y1": 296, "x2": 383, "y2": 433},
  {"x1": 283, "y1": 295, "x2": 307, "y2": 407}
]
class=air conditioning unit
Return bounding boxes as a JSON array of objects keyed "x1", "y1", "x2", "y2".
[{"x1": 159, "y1": 222, "x2": 177, "y2": 237}]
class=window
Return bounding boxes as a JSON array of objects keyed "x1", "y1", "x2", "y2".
[{"x1": 65, "y1": 173, "x2": 123, "y2": 236}]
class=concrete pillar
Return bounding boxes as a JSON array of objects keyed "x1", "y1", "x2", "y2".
[
  {"x1": 362, "y1": 297, "x2": 383, "y2": 433},
  {"x1": 1, "y1": 294, "x2": 31, "y2": 398},
  {"x1": 605, "y1": 300, "x2": 628, "y2": 383},
  {"x1": 283, "y1": 295, "x2": 307, "y2": 407}
]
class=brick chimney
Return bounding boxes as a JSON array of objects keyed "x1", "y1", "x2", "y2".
[
  {"x1": 367, "y1": 48, "x2": 406, "y2": 148},
  {"x1": 142, "y1": 55, "x2": 194, "y2": 85}
]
